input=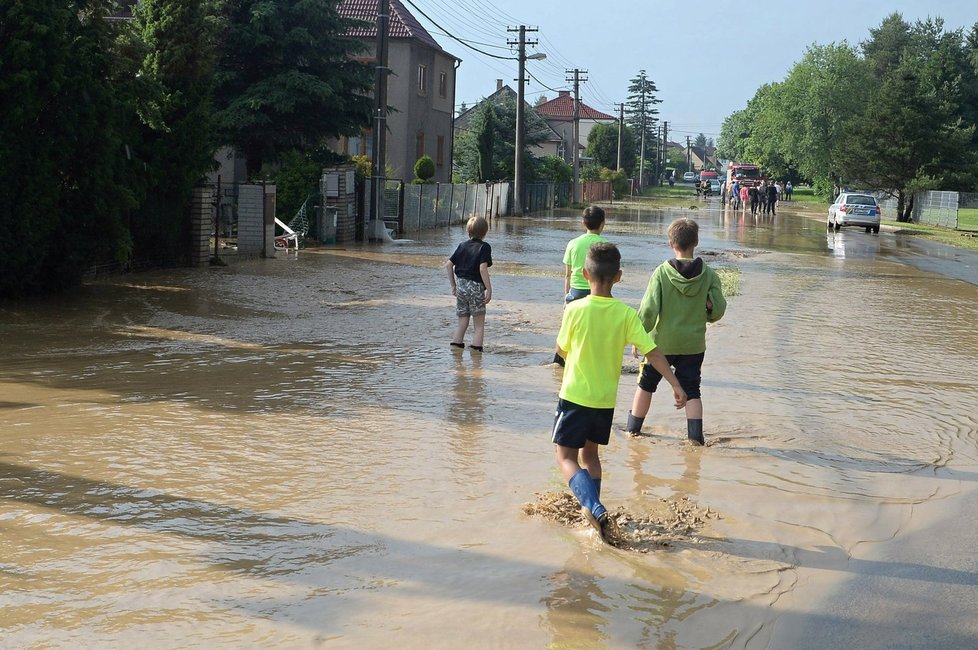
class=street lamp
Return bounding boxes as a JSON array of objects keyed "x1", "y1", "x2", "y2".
[{"x1": 514, "y1": 48, "x2": 546, "y2": 216}]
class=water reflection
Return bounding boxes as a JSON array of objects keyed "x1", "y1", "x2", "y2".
[
  {"x1": 826, "y1": 230, "x2": 881, "y2": 259},
  {"x1": 2, "y1": 202, "x2": 978, "y2": 646}
]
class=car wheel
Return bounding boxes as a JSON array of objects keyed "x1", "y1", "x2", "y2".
[
  {"x1": 873, "y1": 225, "x2": 880, "y2": 234},
  {"x1": 865, "y1": 226, "x2": 872, "y2": 233}
]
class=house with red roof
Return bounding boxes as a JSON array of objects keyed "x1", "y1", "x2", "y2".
[
  {"x1": 534, "y1": 91, "x2": 616, "y2": 164},
  {"x1": 338, "y1": 0, "x2": 459, "y2": 183}
]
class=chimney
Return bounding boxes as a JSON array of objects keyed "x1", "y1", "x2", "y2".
[
  {"x1": 558, "y1": 90, "x2": 570, "y2": 97},
  {"x1": 496, "y1": 79, "x2": 503, "y2": 91}
]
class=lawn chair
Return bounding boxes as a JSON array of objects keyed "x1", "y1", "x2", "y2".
[{"x1": 274, "y1": 217, "x2": 298, "y2": 252}]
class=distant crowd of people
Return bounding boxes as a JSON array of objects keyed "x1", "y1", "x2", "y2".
[{"x1": 718, "y1": 178, "x2": 792, "y2": 216}]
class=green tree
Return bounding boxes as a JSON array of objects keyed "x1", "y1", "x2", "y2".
[
  {"x1": 834, "y1": 15, "x2": 975, "y2": 218},
  {"x1": 535, "y1": 155, "x2": 573, "y2": 183},
  {"x1": 624, "y1": 69, "x2": 662, "y2": 184},
  {"x1": 454, "y1": 97, "x2": 549, "y2": 182},
  {"x1": 586, "y1": 122, "x2": 636, "y2": 174},
  {"x1": 125, "y1": 0, "x2": 218, "y2": 264},
  {"x1": 213, "y1": 0, "x2": 373, "y2": 177},
  {"x1": 0, "y1": 0, "x2": 133, "y2": 297}
]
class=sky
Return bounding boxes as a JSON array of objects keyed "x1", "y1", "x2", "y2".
[{"x1": 403, "y1": 0, "x2": 977, "y2": 144}]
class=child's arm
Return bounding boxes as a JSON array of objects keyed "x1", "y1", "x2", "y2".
[
  {"x1": 446, "y1": 259, "x2": 457, "y2": 296},
  {"x1": 479, "y1": 262, "x2": 492, "y2": 304},
  {"x1": 636, "y1": 270, "x2": 662, "y2": 332},
  {"x1": 707, "y1": 270, "x2": 727, "y2": 322},
  {"x1": 563, "y1": 264, "x2": 572, "y2": 295},
  {"x1": 644, "y1": 348, "x2": 687, "y2": 409}
]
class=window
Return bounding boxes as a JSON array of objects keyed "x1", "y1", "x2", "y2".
[
  {"x1": 417, "y1": 65, "x2": 427, "y2": 94},
  {"x1": 436, "y1": 135, "x2": 445, "y2": 167},
  {"x1": 439, "y1": 71, "x2": 447, "y2": 98},
  {"x1": 416, "y1": 131, "x2": 425, "y2": 160}
]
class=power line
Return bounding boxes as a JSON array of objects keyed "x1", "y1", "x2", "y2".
[
  {"x1": 424, "y1": 0, "x2": 509, "y2": 42},
  {"x1": 526, "y1": 69, "x2": 567, "y2": 95},
  {"x1": 401, "y1": 0, "x2": 515, "y2": 60}
]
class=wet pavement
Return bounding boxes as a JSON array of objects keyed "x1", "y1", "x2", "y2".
[{"x1": 1, "y1": 198, "x2": 977, "y2": 648}]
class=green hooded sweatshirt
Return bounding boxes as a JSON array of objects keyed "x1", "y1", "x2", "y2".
[{"x1": 637, "y1": 257, "x2": 726, "y2": 354}]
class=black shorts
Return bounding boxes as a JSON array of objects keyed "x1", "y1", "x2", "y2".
[
  {"x1": 551, "y1": 399, "x2": 615, "y2": 448},
  {"x1": 637, "y1": 352, "x2": 704, "y2": 400}
]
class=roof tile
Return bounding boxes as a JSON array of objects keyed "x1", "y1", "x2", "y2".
[
  {"x1": 339, "y1": 0, "x2": 449, "y2": 54},
  {"x1": 535, "y1": 94, "x2": 614, "y2": 120}
]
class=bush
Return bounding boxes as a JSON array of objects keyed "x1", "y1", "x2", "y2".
[
  {"x1": 413, "y1": 155, "x2": 435, "y2": 183},
  {"x1": 599, "y1": 167, "x2": 630, "y2": 198}
]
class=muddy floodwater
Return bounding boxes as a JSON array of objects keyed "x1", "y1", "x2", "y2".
[{"x1": 2, "y1": 201, "x2": 978, "y2": 648}]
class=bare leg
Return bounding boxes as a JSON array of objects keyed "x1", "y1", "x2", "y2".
[
  {"x1": 471, "y1": 312, "x2": 486, "y2": 348},
  {"x1": 579, "y1": 441, "x2": 602, "y2": 481},
  {"x1": 684, "y1": 398, "x2": 703, "y2": 420},
  {"x1": 555, "y1": 444, "x2": 582, "y2": 482},
  {"x1": 631, "y1": 387, "x2": 653, "y2": 418},
  {"x1": 452, "y1": 315, "x2": 470, "y2": 345}
]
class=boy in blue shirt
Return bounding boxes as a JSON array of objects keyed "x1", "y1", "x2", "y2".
[{"x1": 552, "y1": 242, "x2": 687, "y2": 540}]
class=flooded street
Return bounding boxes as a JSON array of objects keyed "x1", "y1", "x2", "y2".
[{"x1": 2, "y1": 200, "x2": 978, "y2": 648}]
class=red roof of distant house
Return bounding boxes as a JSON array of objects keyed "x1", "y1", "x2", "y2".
[
  {"x1": 339, "y1": 0, "x2": 453, "y2": 56},
  {"x1": 535, "y1": 92, "x2": 614, "y2": 121}
]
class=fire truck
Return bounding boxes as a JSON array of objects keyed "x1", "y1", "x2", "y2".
[{"x1": 726, "y1": 163, "x2": 762, "y2": 187}]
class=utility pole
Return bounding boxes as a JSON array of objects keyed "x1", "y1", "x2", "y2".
[
  {"x1": 508, "y1": 25, "x2": 539, "y2": 216},
  {"x1": 661, "y1": 121, "x2": 669, "y2": 183},
  {"x1": 686, "y1": 135, "x2": 692, "y2": 171},
  {"x1": 616, "y1": 102, "x2": 624, "y2": 171},
  {"x1": 566, "y1": 68, "x2": 587, "y2": 204},
  {"x1": 368, "y1": 0, "x2": 390, "y2": 241},
  {"x1": 638, "y1": 92, "x2": 646, "y2": 190}
]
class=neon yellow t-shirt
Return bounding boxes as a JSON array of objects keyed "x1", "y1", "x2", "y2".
[
  {"x1": 563, "y1": 233, "x2": 608, "y2": 290},
  {"x1": 556, "y1": 295, "x2": 656, "y2": 408}
]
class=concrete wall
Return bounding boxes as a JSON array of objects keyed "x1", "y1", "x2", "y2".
[
  {"x1": 321, "y1": 164, "x2": 358, "y2": 244},
  {"x1": 190, "y1": 185, "x2": 215, "y2": 267},
  {"x1": 237, "y1": 184, "x2": 265, "y2": 256}
]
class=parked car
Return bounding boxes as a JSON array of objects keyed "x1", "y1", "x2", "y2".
[
  {"x1": 828, "y1": 193, "x2": 881, "y2": 233},
  {"x1": 709, "y1": 180, "x2": 722, "y2": 195},
  {"x1": 682, "y1": 171, "x2": 696, "y2": 182}
]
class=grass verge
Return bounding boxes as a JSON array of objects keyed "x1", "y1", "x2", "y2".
[
  {"x1": 884, "y1": 220, "x2": 978, "y2": 252},
  {"x1": 715, "y1": 267, "x2": 742, "y2": 297}
]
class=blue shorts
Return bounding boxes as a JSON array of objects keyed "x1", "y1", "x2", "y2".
[
  {"x1": 564, "y1": 287, "x2": 590, "y2": 304},
  {"x1": 551, "y1": 399, "x2": 615, "y2": 448},
  {"x1": 637, "y1": 352, "x2": 704, "y2": 400}
]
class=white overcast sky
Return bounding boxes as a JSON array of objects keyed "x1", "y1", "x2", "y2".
[{"x1": 406, "y1": 0, "x2": 977, "y2": 142}]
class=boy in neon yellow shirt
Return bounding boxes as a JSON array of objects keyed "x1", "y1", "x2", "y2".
[
  {"x1": 553, "y1": 242, "x2": 687, "y2": 540},
  {"x1": 553, "y1": 206, "x2": 608, "y2": 366}
]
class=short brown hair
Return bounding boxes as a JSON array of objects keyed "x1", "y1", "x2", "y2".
[
  {"x1": 582, "y1": 205, "x2": 605, "y2": 230},
  {"x1": 466, "y1": 216, "x2": 489, "y2": 240},
  {"x1": 668, "y1": 218, "x2": 698, "y2": 251},
  {"x1": 585, "y1": 242, "x2": 620, "y2": 282}
]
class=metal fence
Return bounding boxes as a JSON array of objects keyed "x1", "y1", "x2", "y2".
[
  {"x1": 913, "y1": 191, "x2": 959, "y2": 228},
  {"x1": 874, "y1": 190, "x2": 978, "y2": 229},
  {"x1": 398, "y1": 182, "x2": 511, "y2": 237},
  {"x1": 524, "y1": 182, "x2": 572, "y2": 211}
]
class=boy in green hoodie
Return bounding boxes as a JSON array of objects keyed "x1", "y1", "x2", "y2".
[{"x1": 626, "y1": 218, "x2": 726, "y2": 445}]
